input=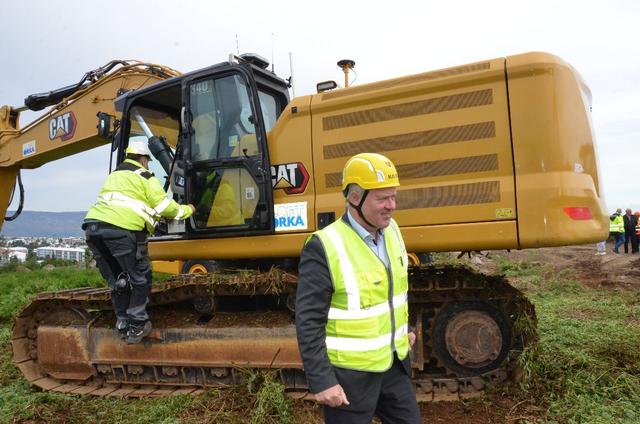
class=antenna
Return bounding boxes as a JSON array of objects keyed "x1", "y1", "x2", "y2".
[
  {"x1": 271, "y1": 32, "x2": 275, "y2": 73},
  {"x1": 289, "y1": 52, "x2": 296, "y2": 97},
  {"x1": 337, "y1": 59, "x2": 355, "y2": 88},
  {"x1": 235, "y1": 34, "x2": 240, "y2": 55}
]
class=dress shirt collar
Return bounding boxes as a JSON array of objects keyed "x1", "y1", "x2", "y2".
[{"x1": 347, "y1": 210, "x2": 383, "y2": 244}]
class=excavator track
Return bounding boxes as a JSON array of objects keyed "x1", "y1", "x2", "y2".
[{"x1": 12, "y1": 265, "x2": 535, "y2": 400}]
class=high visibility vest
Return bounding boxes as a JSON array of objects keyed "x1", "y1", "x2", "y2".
[
  {"x1": 196, "y1": 170, "x2": 243, "y2": 227},
  {"x1": 85, "y1": 159, "x2": 193, "y2": 233},
  {"x1": 609, "y1": 214, "x2": 624, "y2": 233},
  {"x1": 314, "y1": 218, "x2": 410, "y2": 372}
]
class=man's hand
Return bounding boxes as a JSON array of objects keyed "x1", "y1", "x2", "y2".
[
  {"x1": 188, "y1": 204, "x2": 196, "y2": 214},
  {"x1": 315, "y1": 384, "x2": 350, "y2": 407},
  {"x1": 408, "y1": 331, "x2": 416, "y2": 348}
]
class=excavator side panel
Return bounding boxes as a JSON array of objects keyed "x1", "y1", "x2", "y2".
[{"x1": 310, "y1": 58, "x2": 518, "y2": 251}]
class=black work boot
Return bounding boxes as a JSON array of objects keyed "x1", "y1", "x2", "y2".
[
  {"x1": 116, "y1": 318, "x2": 129, "y2": 339},
  {"x1": 126, "y1": 321, "x2": 152, "y2": 344}
]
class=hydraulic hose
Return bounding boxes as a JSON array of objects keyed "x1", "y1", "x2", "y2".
[{"x1": 5, "y1": 169, "x2": 24, "y2": 221}]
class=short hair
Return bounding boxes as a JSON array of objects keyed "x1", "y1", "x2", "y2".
[{"x1": 344, "y1": 184, "x2": 364, "y2": 203}]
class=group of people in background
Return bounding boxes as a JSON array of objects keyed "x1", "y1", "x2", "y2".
[{"x1": 598, "y1": 208, "x2": 640, "y2": 255}]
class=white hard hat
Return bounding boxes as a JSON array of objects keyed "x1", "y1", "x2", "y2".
[{"x1": 126, "y1": 138, "x2": 152, "y2": 159}]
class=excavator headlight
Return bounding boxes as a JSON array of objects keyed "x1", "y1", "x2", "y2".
[{"x1": 316, "y1": 80, "x2": 338, "y2": 93}]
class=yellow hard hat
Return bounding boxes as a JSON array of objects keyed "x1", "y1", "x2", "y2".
[{"x1": 341, "y1": 153, "x2": 399, "y2": 191}]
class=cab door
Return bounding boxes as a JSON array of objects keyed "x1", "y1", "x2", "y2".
[{"x1": 183, "y1": 68, "x2": 273, "y2": 237}]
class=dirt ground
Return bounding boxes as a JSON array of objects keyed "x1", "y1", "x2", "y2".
[{"x1": 484, "y1": 242, "x2": 640, "y2": 291}]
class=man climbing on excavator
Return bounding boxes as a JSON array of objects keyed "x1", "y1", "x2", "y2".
[{"x1": 83, "y1": 140, "x2": 195, "y2": 344}]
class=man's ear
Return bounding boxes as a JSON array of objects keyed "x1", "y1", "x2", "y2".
[{"x1": 346, "y1": 189, "x2": 359, "y2": 205}]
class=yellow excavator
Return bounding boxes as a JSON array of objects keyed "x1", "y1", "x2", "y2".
[{"x1": 1, "y1": 52, "x2": 607, "y2": 400}]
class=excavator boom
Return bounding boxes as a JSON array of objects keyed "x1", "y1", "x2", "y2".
[{"x1": 0, "y1": 61, "x2": 180, "y2": 228}]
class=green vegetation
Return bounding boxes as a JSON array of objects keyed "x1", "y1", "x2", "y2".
[
  {"x1": 0, "y1": 265, "x2": 313, "y2": 424},
  {"x1": 499, "y1": 257, "x2": 640, "y2": 423},
  {"x1": 1, "y1": 257, "x2": 638, "y2": 422},
  {"x1": 0, "y1": 266, "x2": 102, "y2": 321}
]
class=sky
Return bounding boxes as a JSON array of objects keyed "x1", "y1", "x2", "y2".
[{"x1": 1, "y1": 0, "x2": 639, "y2": 214}]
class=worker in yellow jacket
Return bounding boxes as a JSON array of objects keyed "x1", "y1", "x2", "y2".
[
  {"x1": 83, "y1": 140, "x2": 194, "y2": 344},
  {"x1": 609, "y1": 208, "x2": 625, "y2": 254},
  {"x1": 296, "y1": 153, "x2": 420, "y2": 423}
]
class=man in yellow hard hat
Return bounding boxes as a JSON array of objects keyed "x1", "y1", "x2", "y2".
[
  {"x1": 296, "y1": 153, "x2": 420, "y2": 423},
  {"x1": 83, "y1": 138, "x2": 195, "y2": 344}
]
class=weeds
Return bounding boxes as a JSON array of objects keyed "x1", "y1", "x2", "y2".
[
  {"x1": 2, "y1": 257, "x2": 638, "y2": 423},
  {"x1": 512, "y1": 256, "x2": 640, "y2": 423},
  {"x1": 247, "y1": 371, "x2": 294, "y2": 424}
]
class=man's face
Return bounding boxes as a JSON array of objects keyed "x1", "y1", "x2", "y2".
[
  {"x1": 358, "y1": 187, "x2": 397, "y2": 230},
  {"x1": 626, "y1": 209, "x2": 632, "y2": 215}
]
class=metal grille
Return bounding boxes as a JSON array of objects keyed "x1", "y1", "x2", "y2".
[
  {"x1": 396, "y1": 181, "x2": 501, "y2": 210},
  {"x1": 322, "y1": 90, "x2": 493, "y2": 131},
  {"x1": 323, "y1": 122, "x2": 496, "y2": 159},
  {"x1": 397, "y1": 155, "x2": 499, "y2": 179},
  {"x1": 324, "y1": 155, "x2": 499, "y2": 189},
  {"x1": 322, "y1": 62, "x2": 491, "y2": 100}
]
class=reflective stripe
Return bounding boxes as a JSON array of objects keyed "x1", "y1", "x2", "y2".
[
  {"x1": 324, "y1": 225, "x2": 360, "y2": 310},
  {"x1": 99, "y1": 192, "x2": 157, "y2": 226},
  {"x1": 174, "y1": 205, "x2": 185, "y2": 220},
  {"x1": 154, "y1": 198, "x2": 172, "y2": 215},
  {"x1": 388, "y1": 220, "x2": 408, "y2": 267},
  {"x1": 328, "y1": 293, "x2": 407, "y2": 320},
  {"x1": 326, "y1": 324, "x2": 408, "y2": 352}
]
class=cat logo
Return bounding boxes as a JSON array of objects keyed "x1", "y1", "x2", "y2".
[
  {"x1": 48, "y1": 111, "x2": 77, "y2": 141},
  {"x1": 270, "y1": 162, "x2": 309, "y2": 195}
]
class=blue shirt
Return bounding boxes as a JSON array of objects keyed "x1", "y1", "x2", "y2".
[{"x1": 347, "y1": 210, "x2": 390, "y2": 269}]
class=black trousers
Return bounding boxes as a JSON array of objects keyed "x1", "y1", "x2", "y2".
[
  {"x1": 624, "y1": 231, "x2": 639, "y2": 253},
  {"x1": 323, "y1": 354, "x2": 421, "y2": 424},
  {"x1": 84, "y1": 221, "x2": 152, "y2": 325}
]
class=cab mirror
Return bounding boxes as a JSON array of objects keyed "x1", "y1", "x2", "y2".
[{"x1": 96, "y1": 112, "x2": 111, "y2": 139}]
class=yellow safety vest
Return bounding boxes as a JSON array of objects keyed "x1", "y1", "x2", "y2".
[
  {"x1": 314, "y1": 218, "x2": 410, "y2": 372},
  {"x1": 609, "y1": 214, "x2": 624, "y2": 233},
  {"x1": 85, "y1": 159, "x2": 193, "y2": 233}
]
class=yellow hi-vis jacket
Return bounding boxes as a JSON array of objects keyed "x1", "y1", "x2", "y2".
[
  {"x1": 85, "y1": 159, "x2": 193, "y2": 234},
  {"x1": 313, "y1": 217, "x2": 410, "y2": 372},
  {"x1": 609, "y1": 214, "x2": 624, "y2": 233}
]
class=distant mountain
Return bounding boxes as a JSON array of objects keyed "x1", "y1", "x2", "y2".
[{"x1": 1, "y1": 211, "x2": 86, "y2": 237}]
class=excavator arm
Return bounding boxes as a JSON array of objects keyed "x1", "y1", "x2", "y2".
[{"x1": 0, "y1": 61, "x2": 180, "y2": 231}]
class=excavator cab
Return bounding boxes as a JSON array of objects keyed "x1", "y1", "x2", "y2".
[{"x1": 113, "y1": 57, "x2": 289, "y2": 241}]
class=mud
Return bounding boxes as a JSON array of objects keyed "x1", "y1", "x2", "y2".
[{"x1": 485, "y1": 243, "x2": 640, "y2": 291}]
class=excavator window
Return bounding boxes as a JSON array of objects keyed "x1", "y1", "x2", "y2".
[
  {"x1": 125, "y1": 105, "x2": 179, "y2": 189},
  {"x1": 186, "y1": 72, "x2": 271, "y2": 233},
  {"x1": 257, "y1": 91, "x2": 278, "y2": 132},
  {"x1": 190, "y1": 75, "x2": 256, "y2": 162},
  {"x1": 191, "y1": 167, "x2": 257, "y2": 228}
]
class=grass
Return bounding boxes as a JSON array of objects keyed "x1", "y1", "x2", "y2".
[
  {"x1": 0, "y1": 268, "x2": 102, "y2": 321},
  {"x1": 1, "y1": 258, "x2": 639, "y2": 422},
  {"x1": 0, "y1": 263, "x2": 314, "y2": 424},
  {"x1": 499, "y1": 257, "x2": 640, "y2": 423}
]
